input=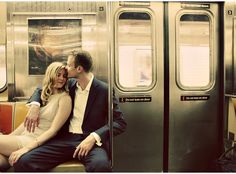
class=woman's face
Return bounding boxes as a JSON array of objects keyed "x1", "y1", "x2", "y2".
[{"x1": 53, "y1": 68, "x2": 67, "y2": 89}]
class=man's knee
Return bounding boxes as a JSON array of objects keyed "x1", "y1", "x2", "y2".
[
  {"x1": 13, "y1": 152, "x2": 42, "y2": 172},
  {"x1": 14, "y1": 154, "x2": 38, "y2": 172},
  {"x1": 86, "y1": 156, "x2": 111, "y2": 172}
]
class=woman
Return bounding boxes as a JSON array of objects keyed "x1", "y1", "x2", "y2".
[{"x1": 0, "y1": 62, "x2": 72, "y2": 171}]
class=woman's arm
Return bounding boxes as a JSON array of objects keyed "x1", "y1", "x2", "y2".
[
  {"x1": 9, "y1": 94, "x2": 72, "y2": 165},
  {"x1": 24, "y1": 87, "x2": 43, "y2": 132},
  {"x1": 27, "y1": 94, "x2": 72, "y2": 149}
]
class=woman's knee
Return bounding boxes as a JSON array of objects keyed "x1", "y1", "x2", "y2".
[{"x1": 0, "y1": 154, "x2": 10, "y2": 172}]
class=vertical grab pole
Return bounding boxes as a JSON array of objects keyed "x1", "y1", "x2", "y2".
[{"x1": 107, "y1": 1, "x2": 114, "y2": 169}]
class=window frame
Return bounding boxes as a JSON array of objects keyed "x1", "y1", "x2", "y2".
[{"x1": 0, "y1": 45, "x2": 7, "y2": 92}]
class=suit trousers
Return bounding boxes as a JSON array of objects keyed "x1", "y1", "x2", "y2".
[{"x1": 13, "y1": 132, "x2": 111, "y2": 172}]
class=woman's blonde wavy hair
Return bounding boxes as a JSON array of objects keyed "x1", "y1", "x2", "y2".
[{"x1": 41, "y1": 62, "x2": 68, "y2": 106}]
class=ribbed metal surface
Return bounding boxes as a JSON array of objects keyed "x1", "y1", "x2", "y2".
[{"x1": 9, "y1": 1, "x2": 97, "y2": 13}]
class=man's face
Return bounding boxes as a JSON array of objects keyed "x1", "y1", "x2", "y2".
[{"x1": 66, "y1": 55, "x2": 77, "y2": 78}]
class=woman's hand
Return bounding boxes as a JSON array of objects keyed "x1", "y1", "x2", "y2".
[
  {"x1": 24, "y1": 104, "x2": 40, "y2": 133},
  {"x1": 9, "y1": 147, "x2": 30, "y2": 166}
]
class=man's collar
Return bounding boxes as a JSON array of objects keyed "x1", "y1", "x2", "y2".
[{"x1": 76, "y1": 73, "x2": 94, "y2": 92}]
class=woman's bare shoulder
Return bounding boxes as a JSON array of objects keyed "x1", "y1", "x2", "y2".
[{"x1": 59, "y1": 92, "x2": 72, "y2": 103}]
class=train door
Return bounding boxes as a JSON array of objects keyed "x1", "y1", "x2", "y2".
[
  {"x1": 111, "y1": 2, "x2": 164, "y2": 172},
  {"x1": 111, "y1": 2, "x2": 223, "y2": 172},
  {"x1": 168, "y1": 2, "x2": 222, "y2": 171}
]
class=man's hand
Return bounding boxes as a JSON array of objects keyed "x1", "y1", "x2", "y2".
[
  {"x1": 24, "y1": 104, "x2": 40, "y2": 133},
  {"x1": 73, "y1": 134, "x2": 96, "y2": 160}
]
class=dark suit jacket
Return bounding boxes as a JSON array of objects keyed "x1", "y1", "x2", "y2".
[{"x1": 28, "y1": 77, "x2": 126, "y2": 149}]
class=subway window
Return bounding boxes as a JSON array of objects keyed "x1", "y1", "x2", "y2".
[
  {"x1": 0, "y1": 45, "x2": 6, "y2": 91},
  {"x1": 177, "y1": 13, "x2": 212, "y2": 89},
  {"x1": 116, "y1": 11, "x2": 153, "y2": 90}
]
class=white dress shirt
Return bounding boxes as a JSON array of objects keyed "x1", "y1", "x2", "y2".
[
  {"x1": 69, "y1": 74, "x2": 94, "y2": 134},
  {"x1": 69, "y1": 74, "x2": 102, "y2": 146}
]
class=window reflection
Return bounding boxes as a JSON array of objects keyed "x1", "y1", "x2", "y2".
[
  {"x1": 117, "y1": 12, "x2": 153, "y2": 89},
  {"x1": 28, "y1": 19, "x2": 82, "y2": 75},
  {"x1": 178, "y1": 14, "x2": 211, "y2": 88}
]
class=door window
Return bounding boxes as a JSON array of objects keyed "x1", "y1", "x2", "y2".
[
  {"x1": 116, "y1": 11, "x2": 154, "y2": 91},
  {"x1": 177, "y1": 13, "x2": 213, "y2": 90}
]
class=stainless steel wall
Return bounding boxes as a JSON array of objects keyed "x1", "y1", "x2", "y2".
[
  {"x1": 225, "y1": 1, "x2": 235, "y2": 95},
  {"x1": 6, "y1": 1, "x2": 108, "y2": 101}
]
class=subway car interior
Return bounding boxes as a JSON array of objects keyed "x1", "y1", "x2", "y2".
[{"x1": 0, "y1": 0, "x2": 236, "y2": 172}]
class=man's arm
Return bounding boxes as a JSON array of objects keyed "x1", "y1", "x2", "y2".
[
  {"x1": 73, "y1": 90, "x2": 127, "y2": 160},
  {"x1": 27, "y1": 87, "x2": 42, "y2": 104},
  {"x1": 24, "y1": 87, "x2": 42, "y2": 132},
  {"x1": 95, "y1": 90, "x2": 127, "y2": 143}
]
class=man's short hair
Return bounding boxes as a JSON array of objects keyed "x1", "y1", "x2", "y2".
[{"x1": 73, "y1": 50, "x2": 93, "y2": 72}]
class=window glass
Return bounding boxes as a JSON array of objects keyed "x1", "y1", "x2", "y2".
[
  {"x1": 0, "y1": 45, "x2": 6, "y2": 90},
  {"x1": 117, "y1": 12, "x2": 153, "y2": 89},
  {"x1": 178, "y1": 14, "x2": 211, "y2": 88}
]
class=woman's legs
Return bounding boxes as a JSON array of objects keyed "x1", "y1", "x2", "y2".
[
  {"x1": 0, "y1": 135, "x2": 21, "y2": 156},
  {"x1": 0, "y1": 154, "x2": 10, "y2": 171},
  {"x1": 14, "y1": 133, "x2": 82, "y2": 172},
  {"x1": 0, "y1": 135, "x2": 21, "y2": 171}
]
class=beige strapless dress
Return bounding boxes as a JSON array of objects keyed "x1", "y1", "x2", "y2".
[{"x1": 15, "y1": 92, "x2": 68, "y2": 148}]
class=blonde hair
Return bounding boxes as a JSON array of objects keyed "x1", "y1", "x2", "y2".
[{"x1": 41, "y1": 62, "x2": 68, "y2": 106}]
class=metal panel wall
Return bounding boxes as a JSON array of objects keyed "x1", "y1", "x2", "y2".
[
  {"x1": 224, "y1": 1, "x2": 235, "y2": 95},
  {"x1": 6, "y1": 1, "x2": 108, "y2": 101}
]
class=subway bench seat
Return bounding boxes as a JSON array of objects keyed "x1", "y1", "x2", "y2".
[
  {"x1": 8, "y1": 160, "x2": 85, "y2": 172},
  {"x1": 8, "y1": 102, "x2": 85, "y2": 172}
]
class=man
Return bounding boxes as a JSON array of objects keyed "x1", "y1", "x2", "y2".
[{"x1": 13, "y1": 50, "x2": 127, "y2": 172}]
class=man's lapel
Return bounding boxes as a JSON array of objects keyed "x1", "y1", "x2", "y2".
[{"x1": 84, "y1": 78, "x2": 99, "y2": 121}]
